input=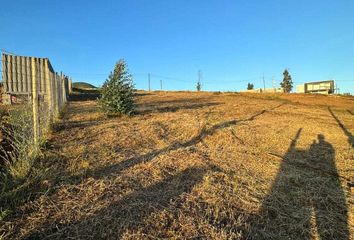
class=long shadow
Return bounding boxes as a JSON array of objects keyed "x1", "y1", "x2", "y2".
[
  {"x1": 5, "y1": 103, "x2": 285, "y2": 238},
  {"x1": 134, "y1": 92, "x2": 153, "y2": 97},
  {"x1": 69, "y1": 92, "x2": 100, "y2": 101},
  {"x1": 23, "y1": 164, "x2": 220, "y2": 239},
  {"x1": 250, "y1": 129, "x2": 349, "y2": 239},
  {"x1": 53, "y1": 120, "x2": 103, "y2": 132},
  {"x1": 347, "y1": 110, "x2": 354, "y2": 116},
  {"x1": 328, "y1": 107, "x2": 354, "y2": 148},
  {"x1": 137, "y1": 97, "x2": 211, "y2": 107},
  {"x1": 137, "y1": 102, "x2": 221, "y2": 115},
  {"x1": 68, "y1": 103, "x2": 284, "y2": 182}
]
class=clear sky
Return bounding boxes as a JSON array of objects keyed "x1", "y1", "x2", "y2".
[{"x1": 1, "y1": 0, "x2": 353, "y2": 93}]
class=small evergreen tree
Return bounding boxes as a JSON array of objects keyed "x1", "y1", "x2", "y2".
[
  {"x1": 196, "y1": 81, "x2": 202, "y2": 91},
  {"x1": 247, "y1": 83, "x2": 254, "y2": 90},
  {"x1": 99, "y1": 59, "x2": 135, "y2": 116},
  {"x1": 280, "y1": 69, "x2": 293, "y2": 93}
]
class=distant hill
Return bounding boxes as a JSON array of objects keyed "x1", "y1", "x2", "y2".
[
  {"x1": 72, "y1": 82, "x2": 97, "y2": 89},
  {"x1": 71, "y1": 82, "x2": 100, "y2": 100}
]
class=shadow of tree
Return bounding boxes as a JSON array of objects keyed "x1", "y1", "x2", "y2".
[
  {"x1": 7, "y1": 102, "x2": 286, "y2": 239},
  {"x1": 24, "y1": 164, "x2": 221, "y2": 239},
  {"x1": 54, "y1": 120, "x2": 104, "y2": 132},
  {"x1": 136, "y1": 101, "x2": 222, "y2": 115},
  {"x1": 328, "y1": 107, "x2": 354, "y2": 148},
  {"x1": 134, "y1": 92, "x2": 154, "y2": 97},
  {"x1": 68, "y1": 103, "x2": 284, "y2": 182},
  {"x1": 250, "y1": 129, "x2": 349, "y2": 239},
  {"x1": 69, "y1": 92, "x2": 100, "y2": 102},
  {"x1": 136, "y1": 98, "x2": 206, "y2": 107}
]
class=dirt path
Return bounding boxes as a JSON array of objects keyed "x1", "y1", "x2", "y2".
[{"x1": 1, "y1": 92, "x2": 353, "y2": 239}]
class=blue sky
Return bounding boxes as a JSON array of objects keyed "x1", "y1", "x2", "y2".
[{"x1": 1, "y1": 0, "x2": 353, "y2": 93}]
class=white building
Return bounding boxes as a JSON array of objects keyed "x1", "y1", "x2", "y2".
[{"x1": 297, "y1": 80, "x2": 335, "y2": 94}]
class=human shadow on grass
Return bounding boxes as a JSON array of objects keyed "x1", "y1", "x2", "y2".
[
  {"x1": 249, "y1": 129, "x2": 349, "y2": 239},
  {"x1": 24, "y1": 164, "x2": 220, "y2": 239},
  {"x1": 68, "y1": 103, "x2": 284, "y2": 182},
  {"x1": 328, "y1": 107, "x2": 354, "y2": 148}
]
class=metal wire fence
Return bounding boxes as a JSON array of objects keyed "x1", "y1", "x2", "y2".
[{"x1": 1, "y1": 52, "x2": 72, "y2": 157}]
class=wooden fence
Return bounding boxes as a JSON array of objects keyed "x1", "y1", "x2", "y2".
[
  {"x1": 1, "y1": 53, "x2": 72, "y2": 103},
  {"x1": 1, "y1": 52, "x2": 73, "y2": 143}
]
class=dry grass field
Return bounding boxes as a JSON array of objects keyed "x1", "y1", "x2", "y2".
[{"x1": 1, "y1": 91, "x2": 353, "y2": 239}]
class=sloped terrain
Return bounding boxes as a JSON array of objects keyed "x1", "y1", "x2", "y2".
[{"x1": 1, "y1": 91, "x2": 353, "y2": 239}]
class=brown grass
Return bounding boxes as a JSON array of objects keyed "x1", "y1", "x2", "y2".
[{"x1": 0, "y1": 91, "x2": 353, "y2": 239}]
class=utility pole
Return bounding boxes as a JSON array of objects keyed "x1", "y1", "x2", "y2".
[
  {"x1": 148, "y1": 73, "x2": 151, "y2": 91},
  {"x1": 160, "y1": 80, "x2": 162, "y2": 90},
  {"x1": 272, "y1": 76, "x2": 275, "y2": 89},
  {"x1": 263, "y1": 73, "x2": 266, "y2": 91},
  {"x1": 198, "y1": 70, "x2": 202, "y2": 86},
  {"x1": 197, "y1": 70, "x2": 202, "y2": 91}
]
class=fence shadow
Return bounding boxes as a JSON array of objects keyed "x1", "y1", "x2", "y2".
[
  {"x1": 328, "y1": 107, "x2": 354, "y2": 148},
  {"x1": 250, "y1": 129, "x2": 349, "y2": 239},
  {"x1": 24, "y1": 164, "x2": 220, "y2": 239}
]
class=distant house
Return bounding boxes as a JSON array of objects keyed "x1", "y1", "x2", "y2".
[{"x1": 296, "y1": 80, "x2": 335, "y2": 94}]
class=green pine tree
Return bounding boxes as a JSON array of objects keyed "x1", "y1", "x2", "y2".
[
  {"x1": 99, "y1": 59, "x2": 135, "y2": 116},
  {"x1": 281, "y1": 69, "x2": 293, "y2": 93},
  {"x1": 247, "y1": 82, "x2": 254, "y2": 90}
]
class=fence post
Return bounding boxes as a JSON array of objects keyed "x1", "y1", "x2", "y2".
[
  {"x1": 52, "y1": 72, "x2": 57, "y2": 118},
  {"x1": 68, "y1": 77, "x2": 72, "y2": 94},
  {"x1": 55, "y1": 72, "x2": 60, "y2": 115},
  {"x1": 2, "y1": 54, "x2": 10, "y2": 104},
  {"x1": 31, "y1": 57, "x2": 39, "y2": 146},
  {"x1": 60, "y1": 72, "x2": 63, "y2": 108},
  {"x1": 44, "y1": 59, "x2": 53, "y2": 122},
  {"x1": 63, "y1": 76, "x2": 67, "y2": 103}
]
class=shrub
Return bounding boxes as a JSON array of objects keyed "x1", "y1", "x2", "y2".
[{"x1": 99, "y1": 60, "x2": 135, "y2": 116}]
